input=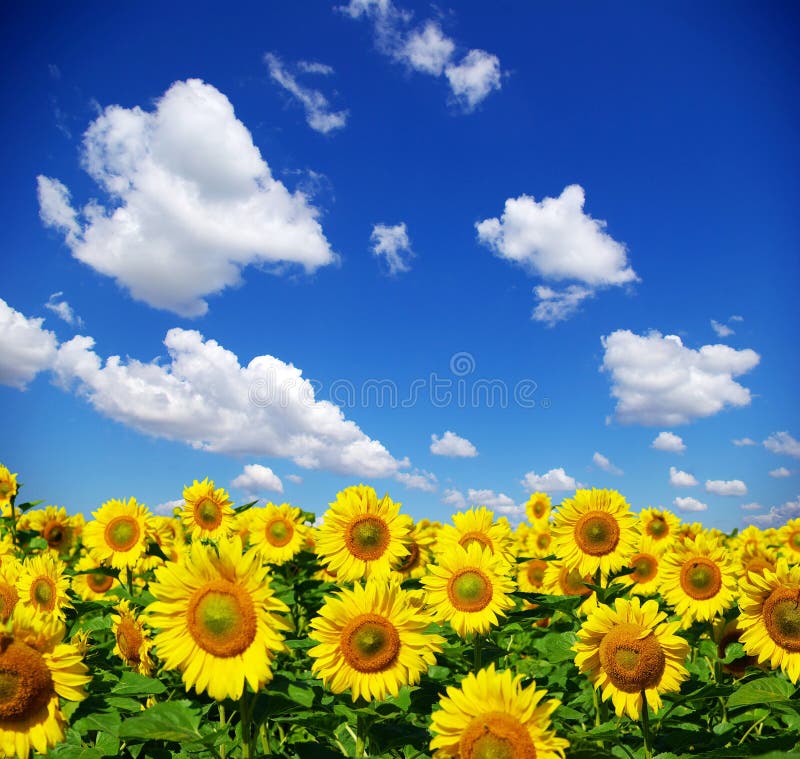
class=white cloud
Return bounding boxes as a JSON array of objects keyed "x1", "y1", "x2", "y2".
[
  {"x1": 153, "y1": 499, "x2": 183, "y2": 516},
  {"x1": 705, "y1": 479, "x2": 747, "y2": 496},
  {"x1": 265, "y1": 53, "x2": 348, "y2": 134},
  {"x1": 751, "y1": 496, "x2": 800, "y2": 526},
  {"x1": 231, "y1": 464, "x2": 284, "y2": 495},
  {"x1": 285, "y1": 474, "x2": 303, "y2": 484},
  {"x1": 466, "y1": 488, "x2": 521, "y2": 517},
  {"x1": 44, "y1": 292, "x2": 83, "y2": 328},
  {"x1": 339, "y1": 0, "x2": 502, "y2": 110},
  {"x1": 370, "y1": 222, "x2": 414, "y2": 274},
  {"x1": 521, "y1": 467, "x2": 580, "y2": 493},
  {"x1": 532, "y1": 285, "x2": 594, "y2": 325},
  {"x1": 711, "y1": 319, "x2": 734, "y2": 338},
  {"x1": 764, "y1": 432, "x2": 800, "y2": 459},
  {"x1": 651, "y1": 432, "x2": 686, "y2": 453},
  {"x1": 441, "y1": 488, "x2": 466, "y2": 509},
  {"x1": 0, "y1": 298, "x2": 58, "y2": 389},
  {"x1": 593, "y1": 452, "x2": 623, "y2": 476},
  {"x1": 601, "y1": 331, "x2": 760, "y2": 426},
  {"x1": 401, "y1": 22, "x2": 455, "y2": 76},
  {"x1": 38, "y1": 79, "x2": 337, "y2": 317},
  {"x1": 476, "y1": 186, "x2": 637, "y2": 323},
  {"x1": 430, "y1": 431, "x2": 478, "y2": 458},
  {"x1": 730, "y1": 315, "x2": 744, "y2": 322},
  {"x1": 669, "y1": 467, "x2": 698, "y2": 487},
  {"x1": 297, "y1": 61, "x2": 335, "y2": 76},
  {"x1": 444, "y1": 49, "x2": 502, "y2": 111},
  {"x1": 50, "y1": 326, "x2": 405, "y2": 478},
  {"x1": 673, "y1": 496, "x2": 708, "y2": 513},
  {"x1": 733, "y1": 437, "x2": 756, "y2": 447},
  {"x1": 769, "y1": 467, "x2": 792, "y2": 478},
  {"x1": 740, "y1": 502, "x2": 762, "y2": 511},
  {"x1": 395, "y1": 469, "x2": 437, "y2": 492}
]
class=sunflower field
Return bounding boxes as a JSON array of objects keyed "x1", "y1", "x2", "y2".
[{"x1": 0, "y1": 463, "x2": 799, "y2": 759}]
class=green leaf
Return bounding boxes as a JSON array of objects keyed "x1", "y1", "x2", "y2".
[
  {"x1": 726, "y1": 676, "x2": 794, "y2": 709},
  {"x1": 94, "y1": 731, "x2": 121, "y2": 757},
  {"x1": 111, "y1": 671, "x2": 167, "y2": 696},
  {"x1": 287, "y1": 682, "x2": 315, "y2": 708},
  {"x1": 72, "y1": 711, "x2": 122, "y2": 737},
  {"x1": 540, "y1": 632, "x2": 577, "y2": 663},
  {"x1": 117, "y1": 701, "x2": 202, "y2": 743},
  {"x1": 48, "y1": 747, "x2": 104, "y2": 759},
  {"x1": 720, "y1": 642, "x2": 746, "y2": 664},
  {"x1": 29, "y1": 536, "x2": 49, "y2": 551}
]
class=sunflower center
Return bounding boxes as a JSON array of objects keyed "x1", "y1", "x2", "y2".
[
  {"x1": 117, "y1": 618, "x2": 143, "y2": 663},
  {"x1": 187, "y1": 580, "x2": 257, "y2": 657},
  {"x1": 647, "y1": 517, "x2": 667, "y2": 538},
  {"x1": 448, "y1": 569, "x2": 493, "y2": 612},
  {"x1": 790, "y1": 531, "x2": 800, "y2": 552},
  {"x1": 345, "y1": 516, "x2": 390, "y2": 561},
  {"x1": 105, "y1": 516, "x2": 140, "y2": 552},
  {"x1": 459, "y1": 712, "x2": 537, "y2": 759},
  {"x1": 195, "y1": 498, "x2": 222, "y2": 530},
  {"x1": 459, "y1": 531, "x2": 494, "y2": 552},
  {"x1": 266, "y1": 518, "x2": 293, "y2": 548},
  {"x1": 744, "y1": 557, "x2": 773, "y2": 576},
  {"x1": 763, "y1": 588, "x2": 800, "y2": 652},
  {"x1": 87, "y1": 572, "x2": 114, "y2": 594},
  {"x1": 395, "y1": 541, "x2": 421, "y2": 572},
  {"x1": 43, "y1": 521, "x2": 66, "y2": 548},
  {"x1": 0, "y1": 584, "x2": 18, "y2": 624},
  {"x1": 0, "y1": 641, "x2": 55, "y2": 720},
  {"x1": 599, "y1": 623, "x2": 666, "y2": 693},
  {"x1": 559, "y1": 567, "x2": 591, "y2": 597},
  {"x1": 341, "y1": 613, "x2": 400, "y2": 673},
  {"x1": 533, "y1": 501, "x2": 547, "y2": 519},
  {"x1": 680, "y1": 558, "x2": 722, "y2": 600},
  {"x1": 0, "y1": 483, "x2": 10, "y2": 497},
  {"x1": 525, "y1": 560, "x2": 547, "y2": 587},
  {"x1": 536, "y1": 533, "x2": 551, "y2": 550},
  {"x1": 574, "y1": 512, "x2": 620, "y2": 556},
  {"x1": 631, "y1": 553, "x2": 658, "y2": 584},
  {"x1": 31, "y1": 578, "x2": 55, "y2": 611}
]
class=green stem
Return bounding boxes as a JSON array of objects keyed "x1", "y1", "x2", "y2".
[
  {"x1": 260, "y1": 721, "x2": 272, "y2": 755},
  {"x1": 218, "y1": 703, "x2": 227, "y2": 759},
  {"x1": 738, "y1": 714, "x2": 767, "y2": 745},
  {"x1": 641, "y1": 691, "x2": 653, "y2": 759},
  {"x1": 355, "y1": 713, "x2": 367, "y2": 757},
  {"x1": 592, "y1": 686, "x2": 601, "y2": 728},
  {"x1": 473, "y1": 635, "x2": 483, "y2": 672},
  {"x1": 240, "y1": 692, "x2": 254, "y2": 759},
  {"x1": 9, "y1": 496, "x2": 18, "y2": 552},
  {"x1": 126, "y1": 567, "x2": 134, "y2": 596}
]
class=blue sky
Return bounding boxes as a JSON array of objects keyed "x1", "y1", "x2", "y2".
[{"x1": 1, "y1": 1, "x2": 798, "y2": 530}]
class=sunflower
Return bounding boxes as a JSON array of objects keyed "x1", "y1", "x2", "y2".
[
  {"x1": 435, "y1": 507, "x2": 515, "y2": 567},
  {"x1": 180, "y1": 478, "x2": 235, "y2": 541},
  {"x1": 574, "y1": 596, "x2": 690, "y2": 719},
  {"x1": 551, "y1": 489, "x2": 639, "y2": 577},
  {"x1": 660, "y1": 534, "x2": 738, "y2": 626},
  {"x1": 248, "y1": 503, "x2": 309, "y2": 565},
  {"x1": 429, "y1": 663, "x2": 568, "y2": 759},
  {"x1": 525, "y1": 491, "x2": 552, "y2": 524},
  {"x1": 392, "y1": 520, "x2": 436, "y2": 580},
  {"x1": 638, "y1": 507, "x2": 679, "y2": 547},
  {"x1": 24, "y1": 506, "x2": 74, "y2": 556},
  {"x1": 309, "y1": 579, "x2": 443, "y2": 702},
  {"x1": 72, "y1": 556, "x2": 117, "y2": 601},
  {"x1": 732, "y1": 525, "x2": 768, "y2": 558},
  {"x1": 738, "y1": 559, "x2": 800, "y2": 682},
  {"x1": 518, "y1": 558, "x2": 549, "y2": 594},
  {"x1": 16, "y1": 554, "x2": 71, "y2": 620},
  {"x1": 541, "y1": 560, "x2": 599, "y2": 616},
  {"x1": 315, "y1": 485, "x2": 412, "y2": 583},
  {"x1": 525, "y1": 524, "x2": 554, "y2": 558},
  {"x1": 714, "y1": 618, "x2": 760, "y2": 678},
  {"x1": 739, "y1": 546, "x2": 777, "y2": 581},
  {"x1": 147, "y1": 536, "x2": 290, "y2": 701},
  {"x1": 0, "y1": 465, "x2": 18, "y2": 516},
  {"x1": 778, "y1": 518, "x2": 800, "y2": 564},
  {"x1": 112, "y1": 599, "x2": 154, "y2": 675},
  {"x1": 0, "y1": 561, "x2": 20, "y2": 623},
  {"x1": 618, "y1": 536, "x2": 664, "y2": 597},
  {"x1": 421, "y1": 542, "x2": 515, "y2": 639},
  {"x1": 0, "y1": 604, "x2": 89, "y2": 758},
  {"x1": 83, "y1": 497, "x2": 153, "y2": 570}
]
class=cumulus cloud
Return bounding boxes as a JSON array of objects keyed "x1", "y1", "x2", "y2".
[
  {"x1": 673, "y1": 496, "x2": 708, "y2": 512},
  {"x1": 593, "y1": 452, "x2": 623, "y2": 476},
  {"x1": 338, "y1": 1, "x2": 502, "y2": 110},
  {"x1": 740, "y1": 502, "x2": 762, "y2": 511},
  {"x1": 38, "y1": 79, "x2": 337, "y2": 317},
  {"x1": 476, "y1": 186, "x2": 637, "y2": 324},
  {"x1": 44, "y1": 292, "x2": 83, "y2": 328},
  {"x1": 265, "y1": 53, "x2": 348, "y2": 134},
  {"x1": 751, "y1": 496, "x2": 800, "y2": 526},
  {"x1": 0, "y1": 298, "x2": 58, "y2": 389},
  {"x1": 231, "y1": 464, "x2": 284, "y2": 495},
  {"x1": 47, "y1": 325, "x2": 405, "y2": 478},
  {"x1": 705, "y1": 479, "x2": 747, "y2": 496},
  {"x1": 370, "y1": 222, "x2": 414, "y2": 274},
  {"x1": 430, "y1": 431, "x2": 478, "y2": 458},
  {"x1": 601, "y1": 331, "x2": 760, "y2": 426},
  {"x1": 764, "y1": 432, "x2": 800, "y2": 459},
  {"x1": 440, "y1": 487, "x2": 521, "y2": 516},
  {"x1": 669, "y1": 467, "x2": 698, "y2": 487},
  {"x1": 395, "y1": 469, "x2": 437, "y2": 492},
  {"x1": 711, "y1": 319, "x2": 734, "y2": 338},
  {"x1": 770, "y1": 467, "x2": 792, "y2": 478},
  {"x1": 521, "y1": 467, "x2": 580, "y2": 493},
  {"x1": 441, "y1": 488, "x2": 466, "y2": 509},
  {"x1": 733, "y1": 437, "x2": 756, "y2": 447},
  {"x1": 285, "y1": 474, "x2": 303, "y2": 484},
  {"x1": 153, "y1": 499, "x2": 183, "y2": 516},
  {"x1": 651, "y1": 432, "x2": 686, "y2": 453}
]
